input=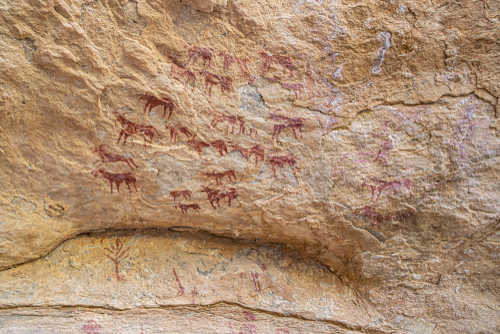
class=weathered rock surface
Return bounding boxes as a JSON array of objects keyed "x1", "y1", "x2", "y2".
[{"x1": 0, "y1": 0, "x2": 499, "y2": 332}]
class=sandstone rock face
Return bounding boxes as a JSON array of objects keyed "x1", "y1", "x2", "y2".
[{"x1": 0, "y1": 0, "x2": 499, "y2": 332}]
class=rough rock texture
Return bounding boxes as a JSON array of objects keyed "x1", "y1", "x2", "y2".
[{"x1": 0, "y1": 0, "x2": 500, "y2": 332}]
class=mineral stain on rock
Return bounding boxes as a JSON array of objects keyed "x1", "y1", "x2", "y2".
[
  {"x1": 123, "y1": 1, "x2": 147, "y2": 35},
  {"x1": 239, "y1": 84, "x2": 268, "y2": 116}
]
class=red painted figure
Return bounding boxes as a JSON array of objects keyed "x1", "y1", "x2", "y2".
[
  {"x1": 205, "y1": 170, "x2": 237, "y2": 186},
  {"x1": 269, "y1": 111, "x2": 305, "y2": 140},
  {"x1": 362, "y1": 177, "x2": 414, "y2": 201},
  {"x1": 267, "y1": 154, "x2": 296, "y2": 178},
  {"x1": 169, "y1": 57, "x2": 196, "y2": 87},
  {"x1": 249, "y1": 145, "x2": 266, "y2": 166},
  {"x1": 187, "y1": 135, "x2": 210, "y2": 158},
  {"x1": 219, "y1": 51, "x2": 236, "y2": 72},
  {"x1": 191, "y1": 287, "x2": 197, "y2": 305},
  {"x1": 282, "y1": 82, "x2": 304, "y2": 99},
  {"x1": 116, "y1": 114, "x2": 159, "y2": 146},
  {"x1": 230, "y1": 143, "x2": 251, "y2": 160},
  {"x1": 93, "y1": 144, "x2": 138, "y2": 170},
  {"x1": 240, "y1": 324, "x2": 258, "y2": 334},
  {"x1": 275, "y1": 329, "x2": 290, "y2": 334},
  {"x1": 200, "y1": 186, "x2": 224, "y2": 209},
  {"x1": 248, "y1": 128, "x2": 258, "y2": 136},
  {"x1": 209, "y1": 109, "x2": 246, "y2": 135},
  {"x1": 222, "y1": 188, "x2": 240, "y2": 206},
  {"x1": 243, "y1": 311, "x2": 256, "y2": 321},
  {"x1": 138, "y1": 93, "x2": 177, "y2": 119},
  {"x1": 356, "y1": 205, "x2": 416, "y2": 228},
  {"x1": 355, "y1": 206, "x2": 387, "y2": 228},
  {"x1": 170, "y1": 189, "x2": 192, "y2": 201},
  {"x1": 199, "y1": 69, "x2": 220, "y2": 97},
  {"x1": 210, "y1": 140, "x2": 228, "y2": 156},
  {"x1": 259, "y1": 51, "x2": 294, "y2": 76},
  {"x1": 230, "y1": 144, "x2": 265, "y2": 166},
  {"x1": 236, "y1": 57, "x2": 256, "y2": 83},
  {"x1": 178, "y1": 126, "x2": 194, "y2": 138},
  {"x1": 219, "y1": 75, "x2": 234, "y2": 97},
  {"x1": 166, "y1": 124, "x2": 194, "y2": 143},
  {"x1": 251, "y1": 271, "x2": 262, "y2": 292},
  {"x1": 165, "y1": 124, "x2": 179, "y2": 142},
  {"x1": 187, "y1": 44, "x2": 215, "y2": 68},
  {"x1": 373, "y1": 138, "x2": 393, "y2": 166},
  {"x1": 174, "y1": 203, "x2": 201, "y2": 214},
  {"x1": 172, "y1": 268, "x2": 185, "y2": 296},
  {"x1": 82, "y1": 320, "x2": 102, "y2": 334},
  {"x1": 93, "y1": 168, "x2": 137, "y2": 194},
  {"x1": 104, "y1": 238, "x2": 130, "y2": 281}
]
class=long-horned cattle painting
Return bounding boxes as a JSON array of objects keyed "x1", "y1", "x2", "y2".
[
  {"x1": 93, "y1": 168, "x2": 138, "y2": 194},
  {"x1": 268, "y1": 111, "x2": 305, "y2": 140},
  {"x1": 138, "y1": 93, "x2": 177, "y2": 120},
  {"x1": 93, "y1": 144, "x2": 138, "y2": 170},
  {"x1": 116, "y1": 114, "x2": 159, "y2": 146},
  {"x1": 267, "y1": 154, "x2": 296, "y2": 178}
]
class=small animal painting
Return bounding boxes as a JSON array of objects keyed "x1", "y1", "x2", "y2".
[
  {"x1": 199, "y1": 69, "x2": 220, "y2": 97},
  {"x1": 187, "y1": 135, "x2": 210, "y2": 158},
  {"x1": 170, "y1": 190, "x2": 192, "y2": 201},
  {"x1": 205, "y1": 170, "x2": 237, "y2": 186},
  {"x1": 187, "y1": 44, "x2": 215, "y2": 68},
  {"x1": 138, "y1": 93, "x2": 177, "y2": 119},
  {"x1": 93, "y1": 168, "x2": 138, "y2": 194},
  {"x1": 116, "y1": 114, "x2": 159, "y2": 146},
  {"x1": 174, "y1": 203, "x2": 201, "y2": 214},
  {"x1": 267, "y1": 154, "x2": 296, "y2": 178},
  {"x1": 210, "y1": 140, "x2": 228, "y2": 156},
  {"x1": 268, "y1": 111, "x2": 305, "y2": 140},
  {"x1": 259, "y1": 51, "x2": 294, "y2": 77},
  {"x1": 93, "y1": 144, "x2": 138, "y2": 170}
]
